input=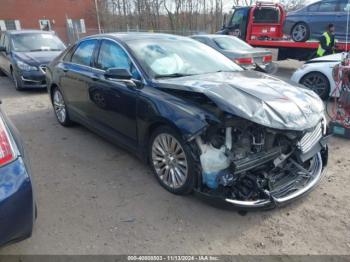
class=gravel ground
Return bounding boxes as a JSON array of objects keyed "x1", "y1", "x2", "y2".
[{"x1": 0, "y1": 60, "x2": 349, "y2": 255}]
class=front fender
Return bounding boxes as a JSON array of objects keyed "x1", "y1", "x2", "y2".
[{"x1": 137, "y1": 86, "x2": 219, "y2": 148}]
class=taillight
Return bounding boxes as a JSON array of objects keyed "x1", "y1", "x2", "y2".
[
  {"x1": 263, "y1": 55, "x2": 273, "y2": 63},
  {"x1": 0, "y1": 118, "x2": 15, "y2": 166},
  {"x1": 234, "y1": 57, "x2": 254, "y2": 65}
]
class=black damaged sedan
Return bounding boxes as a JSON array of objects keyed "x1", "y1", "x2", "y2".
[{"x1": 46, "y1": 33, "x2": 329, "y2": 209}]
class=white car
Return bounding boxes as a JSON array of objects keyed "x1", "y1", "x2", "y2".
[{"x1": 291, "y1": 53, "x2": 342, "y2": 99}]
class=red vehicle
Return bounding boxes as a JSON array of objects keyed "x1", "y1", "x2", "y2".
[{"x1": 219, "y1": 2, "x2": 349, "y2": 60}]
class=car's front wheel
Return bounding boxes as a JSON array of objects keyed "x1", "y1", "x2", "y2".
[
  {"x1": 52, "y1": 87, "x2": 73, "y2": 126},
  {"x1": 291, "y1": 22, "x2": 310, "y2": 42},
  {"x1": 300, "y1": 72, "x2": 330, "y2": 100},
  {"x1": 11, "y1": 70, "x2": 22, "y2": 91},
  {"x1": 149, "y1": 126, "x2": 195, "y2": 195}
]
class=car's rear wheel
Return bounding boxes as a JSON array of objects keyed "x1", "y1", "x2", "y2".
[
  {"x1": 291, "y1": 22, "x2": 310, "y2": 42},
  {"x1": 52, "y1": 87, "x2": 73, "y2": 126},
  {"x1": 149, "y1": 126, "x2": 195, "y2": 195},
  {"x1": 300, "y1": 72, "x2": 330, "y2": 100}
]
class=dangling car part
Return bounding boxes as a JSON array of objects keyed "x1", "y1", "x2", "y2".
[
  {"x1": 47, "y1": 33, "x2": 329, "y2": 210},
  {"x1": 193, "y1": 118, "x2": 329, "y2": 209}
]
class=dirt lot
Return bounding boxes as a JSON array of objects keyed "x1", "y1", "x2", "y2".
[{"x1": 0, "y1": 61, "x2": 349, "y2": 255}]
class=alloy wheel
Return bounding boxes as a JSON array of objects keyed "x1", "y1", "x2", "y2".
[
  {"x1": 53, "y1": 89, "x2": 67, "y2": 123},
  {"x1": 292, "y1": 24, "x2": 307, "y2": 42},
  {"x1": 301, "y1": 73, "x2": 329, "y2": 99},
  {"x1": 151, "y1": 133, "x2": 188, "y2": 189}
]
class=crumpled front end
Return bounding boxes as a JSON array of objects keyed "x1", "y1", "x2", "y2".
[
  {"x1": 156, "y1": 71, "x2": 330, "y2": 209},
  {"x1": 193, "y1": 116, "x2": 330, "y2": 209}
]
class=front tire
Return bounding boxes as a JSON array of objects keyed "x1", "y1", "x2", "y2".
[
  {"x1": 11, "y1": 70, "x2": 22, "y2": 91},
  {"x1": 149, "y1": 126, "x2": 195, "y2": 195},
  {"x1": 300, "y1": 72, "x2": 330, "y2": 100},
  {"x1": 291, "y1": 22, "x2": 310, "y2": 42},
  {"x1": 52, "y1": 87, "x2": 73, "y2": 126}
]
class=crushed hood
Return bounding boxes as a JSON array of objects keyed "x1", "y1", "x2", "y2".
[{"x1": 156, "y1": 71, "x2": 324, "y2": 131}]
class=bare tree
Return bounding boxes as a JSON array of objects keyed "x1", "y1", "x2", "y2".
[{"x1": 99, "y1": 0, "x2": 227, "y2": 35}]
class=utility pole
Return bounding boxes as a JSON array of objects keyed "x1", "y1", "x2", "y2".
[{"x1": 95, "y1": 0, "x2": 102, "y2": 33}]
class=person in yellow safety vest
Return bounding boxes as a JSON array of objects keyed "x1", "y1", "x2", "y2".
[{"x1": 317, "y1": 24, "x2": 336, "y2": 57}]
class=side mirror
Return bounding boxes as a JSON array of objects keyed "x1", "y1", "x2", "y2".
[
  {"x1": 105, "y1": 68, "x2": 132, "y2": 80},
  {"x1": 104, "y1": 68, "x2": 142, "y2": 88},
  {"x1": 0, "y1": 46, "x2": 6, "y2": 52}
]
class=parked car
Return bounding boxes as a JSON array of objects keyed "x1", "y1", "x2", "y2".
[
  {"x1": 47, "y1": 33, "x2": 329, "y2": 209},
  {"x1": 284, "y1": 0, "x2": 350, "y2": 42},
  {"x1": 190, "y1": 34, "x2": 274, "y2": 71},
  {"x1": 0, "y1": 30, "x2": 65, "y2": 90},
  {"x1": 291, "y1": 52, "x2": 342, "y2": 99},
  {"x1": 0, "y1": 105, "x2": 35, "y2": 247}
]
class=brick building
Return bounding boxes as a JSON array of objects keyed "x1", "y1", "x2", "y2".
[{"x1": 0, "y1": 0, "x2": 101, "y2": 43}]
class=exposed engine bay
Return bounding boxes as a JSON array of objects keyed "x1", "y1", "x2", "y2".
[
  {"x1": 195, "y1": 116, "x2": 328, "y2": 208},
  {"x1": 156, "y1": 71, "x2": 330, "y2": 208}
]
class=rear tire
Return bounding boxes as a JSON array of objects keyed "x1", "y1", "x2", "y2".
[
  {"x1": 52, "y1": 87, "x2": 73, "y2": 126},
  {"x1": 291, "y1": 22, "x2": 310, "y2": 42},
  {"x1": 300, "y1": 72, "x2": 330, "y2": 100},
  {"x1": 149, "y1": 126, "x2": 195, "y2": 195}
]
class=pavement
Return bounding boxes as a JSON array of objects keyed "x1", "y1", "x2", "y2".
[{"x1": 0, "y1": 61, "x2": 349, "y2": 255}]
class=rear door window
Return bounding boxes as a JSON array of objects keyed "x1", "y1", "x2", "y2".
[
  {"x1": 308, "y1": 2, "x2": 320, "y2": 11},
  {"x1": 318, "y1": 1, "x2": 337, "y2": 11},
  {"x1": 71, "y1": 39, "x2": 97, "y2": 67},
  {"x1": 339, "y1": 0, "x2": 350, "y2": 11}
]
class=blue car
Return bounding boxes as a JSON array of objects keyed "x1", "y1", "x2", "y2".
[
  {"x1": 46, "y1": 33, "x2": 329, "y2": 209},
  {"x1": 0, "y1": 105, "x2": 35, "y2": 247},
  {"x1": 284, "y1": 0, "x2": 350, "y2": 42},
  {"x1": 0, "y1": 30, "x2": 65, "y2": 90}
]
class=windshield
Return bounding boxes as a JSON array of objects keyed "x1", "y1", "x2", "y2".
[
  {"x1": 213, "y1": 36, "x2": 252, "y2": 51},
  {"x1": 11, "y1": 33, "x2": 65, "y2": 52},
  {"x1": 126, "y1": 37, "x2": 242, "y2": 78}
]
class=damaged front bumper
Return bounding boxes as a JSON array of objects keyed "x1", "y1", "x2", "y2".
[{"x1": 194, "y1": 131, "x2": 329, "y2": 210}]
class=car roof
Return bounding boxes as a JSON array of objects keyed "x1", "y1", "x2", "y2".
[
  {"x1": 4, "y1": 30, "x2": 55, "y2": 35},
  {"x1": 84, "y1": 32, "x2": 190, "y2": 42},
  {"x1": 191, "y1": 34, "x2": 236, "y2": 39}
]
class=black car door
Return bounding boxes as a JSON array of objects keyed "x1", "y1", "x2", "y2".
[
  {"x1": 88, "y1": 39, "x2": 139, "y2": 144},
  {"x1": 58, "y1": 39, "x2": 98, "y2": 119}
]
